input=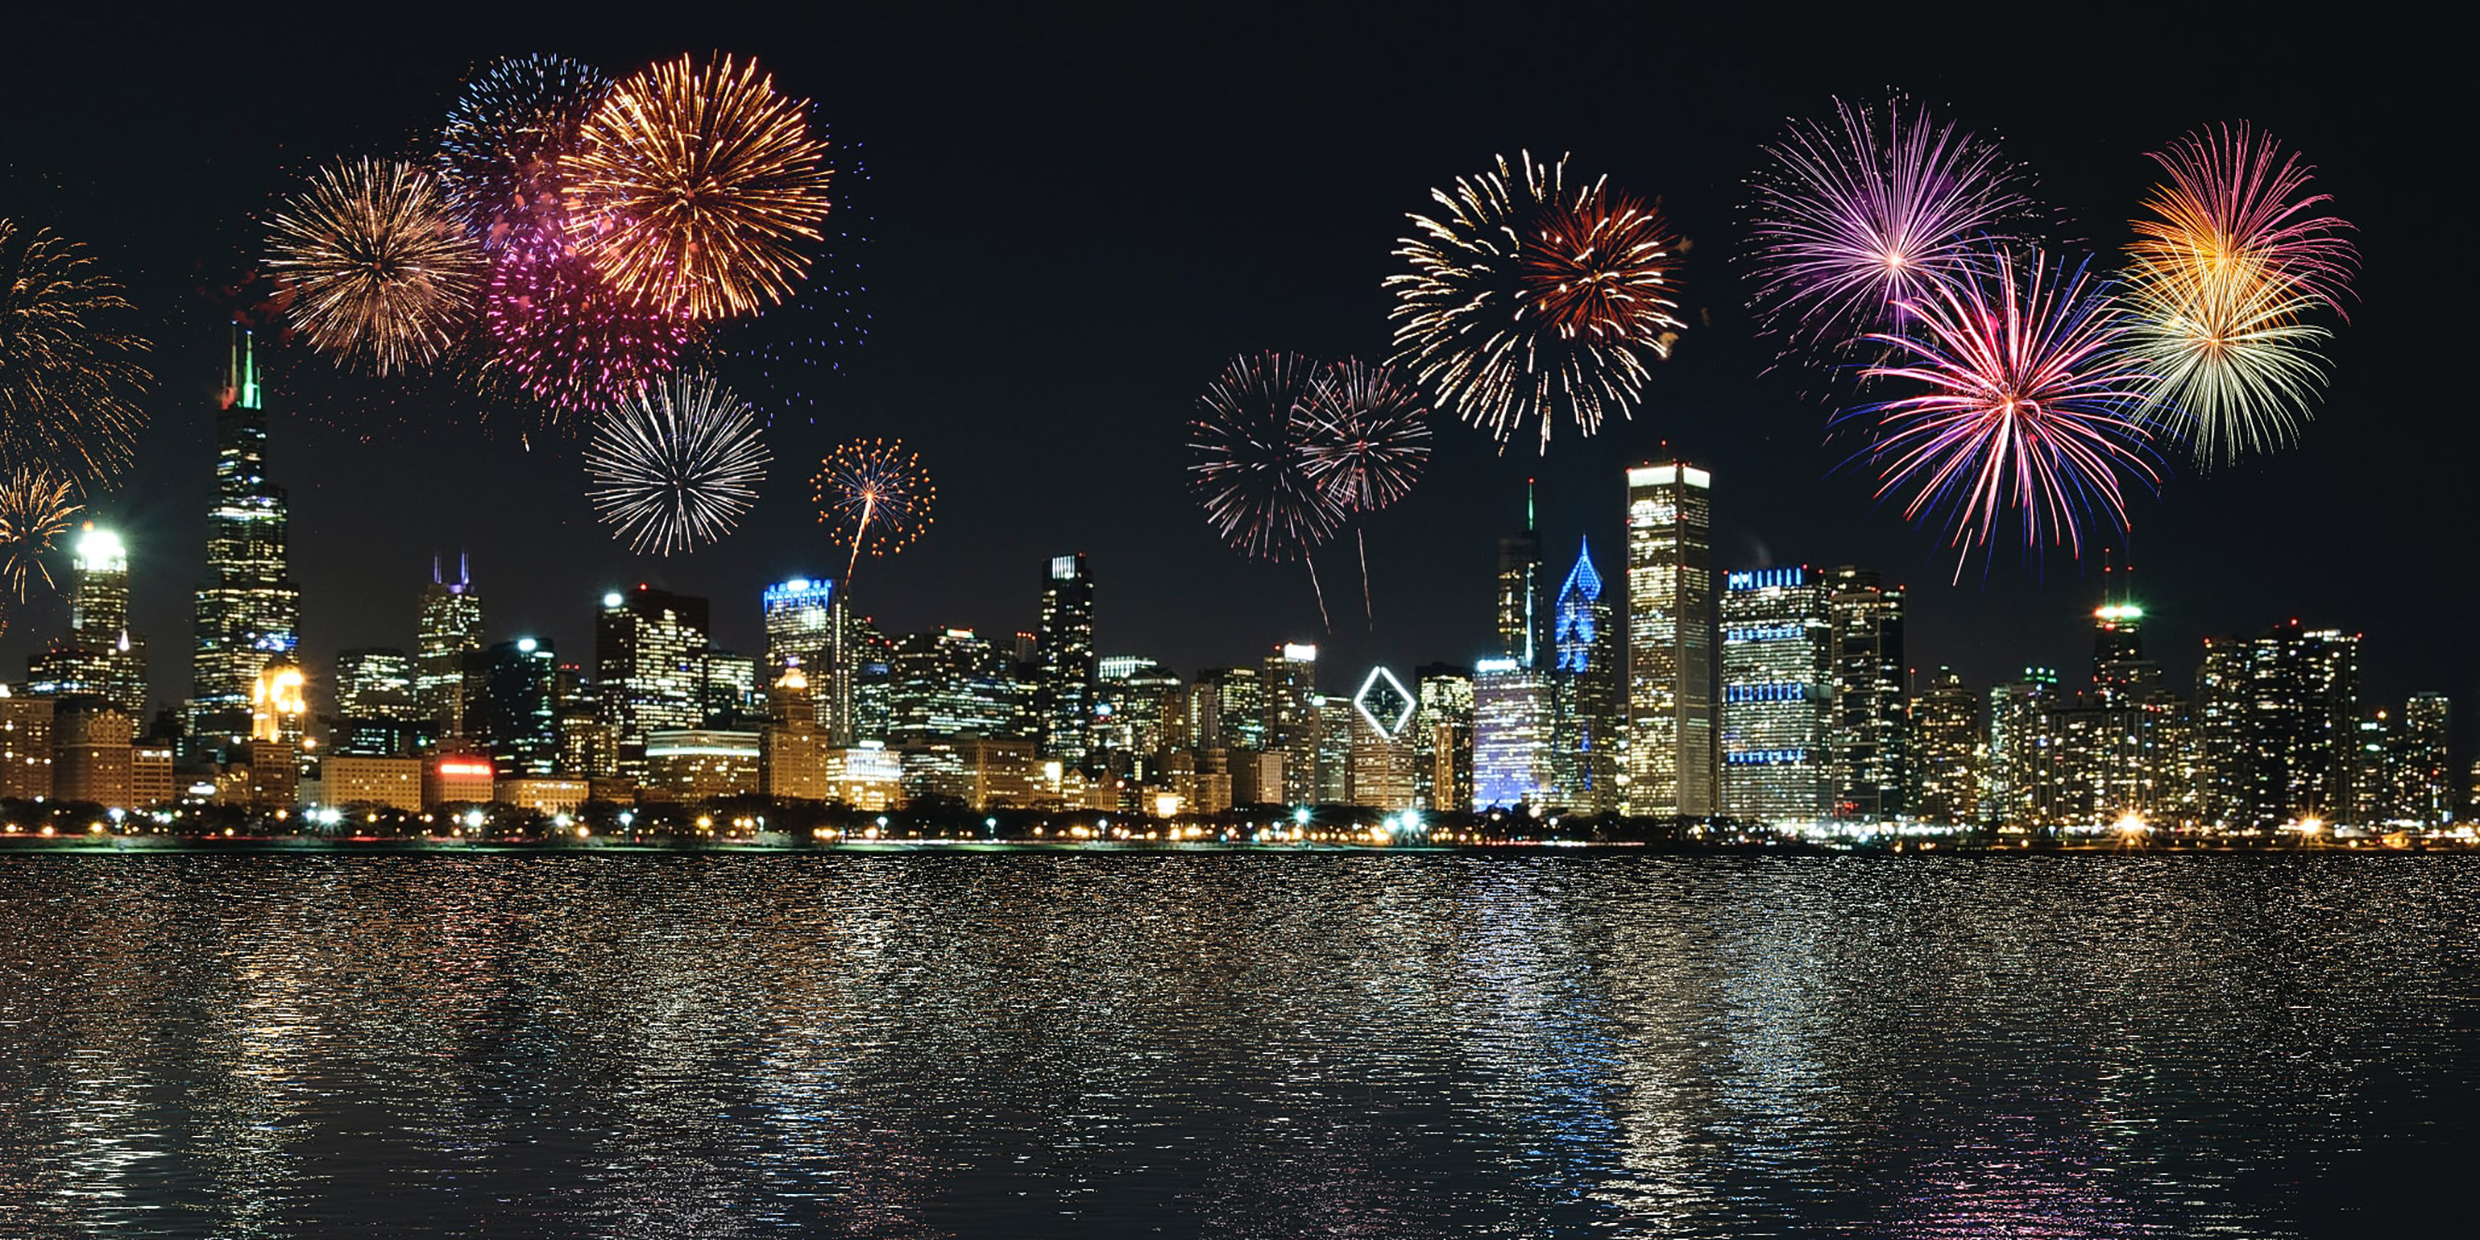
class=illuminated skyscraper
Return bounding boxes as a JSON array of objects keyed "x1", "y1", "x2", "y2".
[
  {"x1": 1189, "y1": 666, "x2": 1265, "y2": 752},
  {"x1": 1413, "y1": 664, "x2": 1473, "y2": 813},
  {"x1": 1262, "y1": 644, "x2": 1321, "y2": 805},
  {"x1": 1824, "y1": 566, "x2": 1906, "y2": 822},
  {"x1": 189, "y1": 325, "x2": 303, "y2": 758},
  {"x1": 1496, "y1": 481, "x2": 1546, "y2": 667},
  {"x1": 1718, "y1": 567, "x2": 1833, "y2": 824},
  {"x1": 1347, "y1": 667, "x2": 1417, "y2": 810},
  {"x1": 1036, "y1": 554, "x2": 1097, "y2": 767},
  {"x1": 1315, "y1": 695, "x2": 1352, "y2": 804},
  {"x1": 1985, "y1": 668, "x2": 2058, "y2": 827},
  {"x1": 1473, "y1": 658, "x2": 1555, "y2": 809},
  {"x1": 1909, "y1": 668, "x2": 1981, "y2": 826},
  {"x1": 27, "y1": 525, "x2": 148, "y2": 719},
  {"x1": 2196, "y1": 621, "x2": 2359, "y2": 830},
  {"x1": 417, "y1": 555, "x2": 485, "y2": 739},
  {"x1": 463, "y1": 637, "x2": 559, "y2": 777},
  {"x1": 2400, "y1": 692, "x2": 2453, "y2": 826},
  {"x1": 595, "y1": 585, "x2": 712, "y2": 780},
  {"x1": 1551, "y1": 536, "x2": 1621, "y2": 812},
  {"x1": 762, "y1": 577, "x2": 837, "y2": 676},
  {"x1": 1624, "y1": 460, "x2": 1714, "y2": 816},
  {"x1": 1096, "y1": 656, "x2": 1183, "y2": 761},
  {"x1": 337, "y1": 648, "x2": 419, "y2": 720},
  {"x1": 890, "y1": 628, "x2": 1017, "y2": 742}
]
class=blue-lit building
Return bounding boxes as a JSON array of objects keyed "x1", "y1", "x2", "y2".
[
  {"x1": 1473, "y1": 658, "x2": 1555, "y2": 809},
  {"x1": 1718, "y1": 566, "x2": 1833, "y2": 825},
  {"x1": 1551, "y1": 536, "x2": 1622, "y2": 812}
]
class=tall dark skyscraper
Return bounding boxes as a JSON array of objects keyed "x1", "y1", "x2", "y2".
[
  {"x1": 1625, "y1": 460, "x2": 1715, "y2": 816},
  {"x1": 1035, "y1": 554, "x2": 1096, "y2": 767},
  {"x1": 1495, "y1": 481, "x2": 1546, "y2": 668},
  {"x1": 417, "y1": 555, "x2": 485, "y2": 740},
  {"x1": 1551, "y1": 536, "x2": 1621, "y2": 812},
  {"x1": 188, "y1": 325, "x2": 302, "y2": 757},
  {"x1": 464, "y1": 637, "x2": 559, "y2": 777},
  {"x1": 1824, "y1": 566, "x2": 1907, "y2": 822}
]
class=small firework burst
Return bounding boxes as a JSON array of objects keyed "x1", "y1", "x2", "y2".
[
  {"x1": 0, "y1": 467, "x2": 80, "y2": 600},
  {"x1": 1300, "y1": 358, "x2": 1430, "y2": 515},
  {"x1": 812, "y1": 438, "x2": 934, "y2": 586},
  {"x1": 265, "y1": 157, "x2": 486, "y2": 374},
  {"x1": 583, "y1": 370, "x2": 770, "y2": 556}
]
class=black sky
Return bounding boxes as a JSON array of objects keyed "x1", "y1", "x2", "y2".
[{"x1": 2, "y1": 7, "x2": 2464, "y2": 755}]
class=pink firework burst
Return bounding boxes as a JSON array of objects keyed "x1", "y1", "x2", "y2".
[{"x1": 1843, "y1": 247, "x2": 2160, "y2": 573}]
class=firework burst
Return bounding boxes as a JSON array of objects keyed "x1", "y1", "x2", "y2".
[
  {"x1": 583, "y1": 370, "x2": 770, "y2": 556},
  {"x1": 0, "y1": 220, "x2": 152, "y2": 487},
  {"x1": 266, "y1": 157, "x2": 486, "y2": 374},
  {"x1": 438, "y1": 53, "x2": 611, "y2": 249},
  {"x1": 1842, "y1": 248, "x2": 2158, "y2": 572},
  {"x1": 1744, "y1": 96, "x2": 2038, "y2": 346},
  {"x1": 1388, "y1": 152, "x2": 1684, "y2": 453},
  {"x1": 1301, "y1": 358, "x2": 1430, "y2": 628},
  {"x1": 567, "y1": 53, "x2": 834, "y2": 321},
  {"x1": 812, "y1": 438, "x2": 934, "y2": 586},
  {"x1": 482, "y1": 233, "x2": 689, "y2": 420},
  {"x1": 2123, "y1": 123, "x2": 2356, "y2": 465},
  {"x1": 1188, "y1": 352, "x2": 1343, "y2": 624},
  {"x1": 0, "y1": 468, "x2": 80, "y2": 601}
]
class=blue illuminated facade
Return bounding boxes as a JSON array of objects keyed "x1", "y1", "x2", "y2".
[
  {"x1": 1718, "y1": 565, "x2": 1832, "y2": 824},
  {"x1": 1552, "y1": 537, "x2": 1621, "y2": 812}
]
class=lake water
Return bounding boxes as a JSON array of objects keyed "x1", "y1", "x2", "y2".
[{"x1": 0, "y1": 852, "x2": 2468, "y2": 1237}]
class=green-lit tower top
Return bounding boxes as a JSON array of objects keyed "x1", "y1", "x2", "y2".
[{"x1": 225, "y1": 322, "x2": 261, "y2": 411}]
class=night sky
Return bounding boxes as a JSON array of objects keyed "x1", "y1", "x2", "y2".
[{"x1": 2, "y1": 10, "x2": 2458, "y2": 755}]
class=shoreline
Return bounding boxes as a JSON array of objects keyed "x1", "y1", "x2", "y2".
[{"x1": 0, "y1": 836, "x2": 2465, "y2": 857}]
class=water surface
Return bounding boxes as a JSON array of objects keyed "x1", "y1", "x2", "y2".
[{"x1": 0, "y1": 852, "x2": 2467, "y2": 1237}]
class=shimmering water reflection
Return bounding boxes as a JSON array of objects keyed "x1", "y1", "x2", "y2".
[{"x1": 0, "y1": 853, "x2": 2467, "y2": 1237}]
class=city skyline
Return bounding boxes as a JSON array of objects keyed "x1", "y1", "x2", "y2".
[{"x1": 0, "y1": 11, "x2": 2454, "y2": 758}]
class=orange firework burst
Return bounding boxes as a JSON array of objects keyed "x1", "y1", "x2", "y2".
[
  {"x1": 0, "y1": 220, "x2": 153, "y2": 487},
  {"x1": 2122, "y1": 123, "x2": 2356, "y2": 466},
  {"x1": 813, "y1": 438, "x2": 933, "y2": 588},
  {"x1": 567, "y1": 53, "x2": 834, "y2": 321},
  {"x1": 265, "y1": 157, "x2": 486, "y2": 374},
  {"x1": 1388, "y1": 152, "x2": 1686, "y2": 453},
  {"x1": 0, "y1": 467, "x2": 80, "y2": 601}
]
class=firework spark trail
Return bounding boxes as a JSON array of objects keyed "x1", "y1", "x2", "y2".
[
  {"x1": 583, "y1": 370, "x2": 770, "y2": 556},
  {"x1": 567, "y1": 53, "x2": 834, "y2": 321},
  {"x1": 1744, "y1": 96, "x2": 2037, "y2": 347},
  {"x1": 1387, "y1": 153, "x2": 1684, "y2": 453},
  {"x1": 1302, "y1": 359, "x2": 1430, "y2": 627},
  {"x1": 266, "y1": 157, "x2": 486, "y2": 375},
  {"x1": 438, "y1": 53, "x2": 611, "y2": 250},
  {"x1": 1188, "y1": 352, "x2": 1343, "y2": 629},
  {"x1": 0, "y1": 467, "x2": 79, "y2": 602},
  {"x1": 1843, "y1": 248, "x2": 2159, "y2": 577},
  {"x1": 812, "y1": 438, "x2": 934, "y2": 590},
  {"x1": 0, "y1": 221, "x2": 153, "y2": 488},
  {"x1": 2124, "y1": 123, "x2": 2357, "y2": 466}
]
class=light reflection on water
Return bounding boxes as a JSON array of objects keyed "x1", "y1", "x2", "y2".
[{"x1": 0, "y1": 853, "x2": 2468, "y2": 1237}]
